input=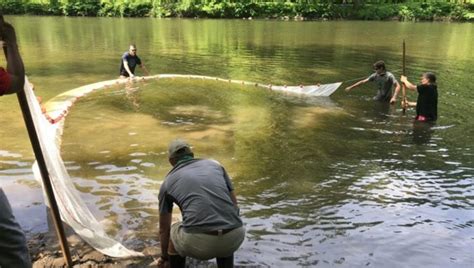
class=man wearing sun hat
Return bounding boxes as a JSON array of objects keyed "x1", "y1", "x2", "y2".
[{"x1": 158, "y1": 139, "x2": 245, "y2": 268}]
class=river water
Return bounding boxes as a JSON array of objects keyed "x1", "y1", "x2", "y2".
[{"x1": 0, "y1": 17, "x2": 472, "y2": 267}]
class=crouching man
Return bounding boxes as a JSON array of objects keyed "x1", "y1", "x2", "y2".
[{"x1": 158, "y1": 140, "x2": 245, "y2": 268}]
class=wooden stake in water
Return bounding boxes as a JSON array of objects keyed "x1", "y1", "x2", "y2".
[
  {"x1": 16, "y1": 89, "x2": 74, "y2": 267},
  {"x1": 402, "y1": 40, "x2": 407, "y2": 114}
]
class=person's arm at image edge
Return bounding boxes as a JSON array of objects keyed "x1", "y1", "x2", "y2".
[{"x1": 0, "y1": 16, "x2": 25, "y2": 94}]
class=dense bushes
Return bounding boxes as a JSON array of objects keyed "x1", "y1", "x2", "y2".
[
  {"x1": 395, "y1": 1, "x2": 470, "y2": 21},
  {"x1": 0, "y1": 0, "x2": 471, "y2": 21}
]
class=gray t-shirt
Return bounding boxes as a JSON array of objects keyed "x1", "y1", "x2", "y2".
[
  {"x1": 159, "y1": 159, "x2": 243, "y2": 233},
  {"x1": 368, "y1": 71, "x2": 398, "y2": 101}
]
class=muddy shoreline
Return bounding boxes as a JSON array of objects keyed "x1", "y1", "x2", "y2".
[
  {"x1": 28, "y1": 231, "x2": 240, "y2": 267},
  {"x1": 28, "y1": 232, "x2": 159, "y2": 267}
]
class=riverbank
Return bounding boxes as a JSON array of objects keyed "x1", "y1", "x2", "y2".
[
  {"x1": 1, "y1": 1, "x2": 473, "y2": 21},
  {"x1": 28, "y1": 231, "x2": 235, "y2": 267},
  {"x1": 26, "y1": 225, "x2": 224, "y2": 267},
  {"x1": 28, "y1": 230, "x2": 159, "y2": 267}
]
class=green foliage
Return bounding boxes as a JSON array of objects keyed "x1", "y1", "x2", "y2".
[
  {"x1": 449, "y1": 5, "x2": 468, "y2": 20},
  {"x1": 150, "y1": 3, "x2": 173, "y2": 17},
  {"x1": 398, "y1": 5, "x2": 415, "y2": 21},
  {"x1": 355, "y1": 4, "x2": 399, "y2": 20},
  {"x1": 0, "y1": 0, "x2": 24, "y2": 15},
  {"x1": 122, "y1": 2, "x2": 153, "y2": 17},
  {"x1": 60, "y1": 0, "x2": 101, "y2": 16},
  {"x1": 97, "y1": 1, "x2": 120, "y2": 17},
  {"x1": 24, "y1": 3, "x2": 50, "y2": 15},
  {"x1": 397, "y1": 2, "x2": 470, "y2": 21},
  {"x1": 0, "y1": 0, "x2": 471, "y2": 21}
]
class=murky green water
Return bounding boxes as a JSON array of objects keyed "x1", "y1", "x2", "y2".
[{"x1": 0, "y1": 17, "x2": 473, "y2": 267}]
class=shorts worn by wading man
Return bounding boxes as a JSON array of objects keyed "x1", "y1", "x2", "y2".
[
  {"x1": 0, "y1": 14, "x2": 32, "y2": 268},
  {"x1": 158, "y1": 140, "x2": 245, "y2": 268}
]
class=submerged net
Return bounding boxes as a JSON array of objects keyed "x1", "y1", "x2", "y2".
[
  {"x1": 25, "y1": 77, "x2": 143, "y2": 257},
  {"x1": 25, "y1": 74, "x2": 341, "y2": 257}
]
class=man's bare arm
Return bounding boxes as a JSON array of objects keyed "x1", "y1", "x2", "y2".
[
  {"x1": 390, "y1": 81, "x2": 401, "y2": 104},
  {"x1": 345, "y1": 78, "x2": 369, "y2": 92},
  {"x1": 140, "y1": 64, "x2": 150, "y2": 76},
  {"x1": 0, "y1": 15, "x2": 25, "y2": 94},
  {"x1": 159, "y1": 212, "x2": 172, "y2": 259},
  {"x1": 230, "y1": 190, "x2": 238, "y2": 207},
  {"x1": 401, "y1": 75, "x2": 417, "y2": 91},
  {"x1": 123, "y1": 61, "x2": 134, "y2": 77}
]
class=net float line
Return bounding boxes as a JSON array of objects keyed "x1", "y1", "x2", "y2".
[{"x1": 42, "y1": 74, "x2": 342, "y2": 124}]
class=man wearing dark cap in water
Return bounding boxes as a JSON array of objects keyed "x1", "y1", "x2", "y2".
[
  {"x1": 345, "y1": 60, "x2": 401, "y2": 104},
  {"x1": 158, "y1": 139, "x2": 245, "y2": 268},
  {"x1": 0, "y1": 14, "x2": 32, "y2": 268}
]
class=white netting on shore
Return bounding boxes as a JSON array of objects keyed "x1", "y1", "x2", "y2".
[
  {"x1": 26, "y1": 74, "x2": 341, "y2": 257},
  {"x1": 25, "y1": 77, "x2": 143, "y2": 257}
]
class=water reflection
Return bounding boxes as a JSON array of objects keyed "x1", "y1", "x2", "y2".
[
  {"x1": 57, "y1": 78, "x2": 474, "y2": 267},
  {"x1": 412, "y1": 121, "x2": 434, "y2": 145},
  {"x1": 0, "y1": 18, "x2": 472, "y2": 267}
]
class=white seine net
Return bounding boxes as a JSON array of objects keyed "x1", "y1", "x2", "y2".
[{"x1": 24, "y1": 74, "x2": 341, "y2": 257}]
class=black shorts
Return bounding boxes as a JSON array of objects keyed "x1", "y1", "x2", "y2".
[{"x1": 120, "y1": 71, "x2": 132, "y2": 77}]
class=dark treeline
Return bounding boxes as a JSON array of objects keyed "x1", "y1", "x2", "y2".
[{"x1": 1, "y1": 0, "x2": 473, "y2": 21}]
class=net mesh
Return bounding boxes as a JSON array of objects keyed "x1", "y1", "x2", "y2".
[{"x1": 25, "y1": 77, "x2": 143, "y2": 257}]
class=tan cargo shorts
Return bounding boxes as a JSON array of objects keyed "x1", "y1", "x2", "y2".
[{"x1": 170, "y1": 222, "x2": 245, "y2": 260}]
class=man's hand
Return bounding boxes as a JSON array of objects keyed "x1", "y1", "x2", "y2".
[
  {"x1": 0, "y1": 15, "x2": 25, "y2": 94},
  {"x1": 390, "y1": 96, "x2": 397, "y2": 105},
  {"x1": 0, "y1": 14, "x2": 4, "y2": 40},
  {"x1": 345, "y1": 86, "x2": 352, "y2": 92},
  {"x1": 400, "y1": 75, "x2": 408, "y2": 84},
  {"x1": 157, "y1": 256, "x2": 169, "y2": 268},
  {"x1": 0, "y1": 15, "x2": 18, "y2": 45},
  {"x1": 140, "y1": 65, "x2": 150, "y2": 76}
]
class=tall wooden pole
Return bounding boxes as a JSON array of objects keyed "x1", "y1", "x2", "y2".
[
  {"x1": 2, "y1": 14, "x2": 72, "y2": 266},
  {"x1": 16, "y1": 86, "x2": 73, "y2": 267},
  {"x1": 402, "y1": 40, "x2": 407, "y2": 114}
]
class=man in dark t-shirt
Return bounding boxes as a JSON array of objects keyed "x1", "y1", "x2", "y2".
[
  {"x1": 401, "y1": 72, "x2": 438, "y2": 121},
  {"x1": 119, "y1": 44, "x2": 149, "y2": 78}
]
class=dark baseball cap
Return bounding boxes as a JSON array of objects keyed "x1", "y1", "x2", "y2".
[{"x1": 168, "y1": 139, "x2": 193, "y2": 159}]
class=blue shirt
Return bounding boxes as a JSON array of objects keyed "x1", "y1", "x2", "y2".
[{"x1": 119, "y1": 52, "x2": 141, "y2": 76}]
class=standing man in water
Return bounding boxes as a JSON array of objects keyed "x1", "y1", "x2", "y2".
[
  {"x1": 158, "y1": 140, "x2": 245, "y2": 268},
  {"x1": 119, "y1": 44, "x2": 149, "y2": 79},
  {"x1": 345, "y1": 60, "x2": 401, "y2": 104},
  {"x1": 0, "y1": 14, "x2": 32, "y2": 268}
]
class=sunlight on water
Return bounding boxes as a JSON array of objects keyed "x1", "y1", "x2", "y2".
[{"x1": 0, "y1": 17, "x2": 472, "y2": 267}]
